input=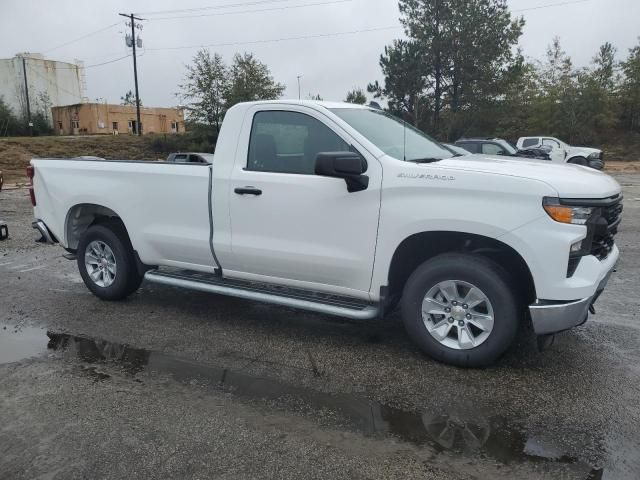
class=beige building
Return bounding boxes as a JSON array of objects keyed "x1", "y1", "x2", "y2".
[{"x1": 51, "y1": 103, "x2": 185, "y2": 135}]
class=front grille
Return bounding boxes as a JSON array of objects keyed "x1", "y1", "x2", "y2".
[{"x1": 591, "y1": 198, "x2": 623, "y2": 260}]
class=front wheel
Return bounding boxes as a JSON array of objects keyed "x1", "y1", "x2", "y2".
[
  {"x1": 77, "y1": 223, "x2": 143, "y2": 300},
  {"x1": 400, "y1": 253, "x2": 519, "y2": 368},
  {"x1": 568, "y1": 156, "x2": 587, "y2": 166}
]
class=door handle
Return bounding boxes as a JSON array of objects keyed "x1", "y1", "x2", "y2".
[{"x1": 234, "y1": 186, "x2": 262, "y2": 196}]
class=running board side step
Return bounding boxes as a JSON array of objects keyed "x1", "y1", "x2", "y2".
[{"x1": 144, "y1": 270, "x2": 380, "y2": 320}]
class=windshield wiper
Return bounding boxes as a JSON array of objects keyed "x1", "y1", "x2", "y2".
[{"x1": 406, "y1": 157, "x2": 444, "y2": 164}]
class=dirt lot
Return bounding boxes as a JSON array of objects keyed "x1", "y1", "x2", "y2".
[
  {"x1": 0, "y1": 136, "x2": 159, "y2": 185},
  {"x1": 1, "y1": 175, "x2": 639, "y2": 479}
]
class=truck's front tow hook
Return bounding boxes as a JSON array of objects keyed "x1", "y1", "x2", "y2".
[{"x1": 537, "y1": 334, "x2": 555, "y2": 352}]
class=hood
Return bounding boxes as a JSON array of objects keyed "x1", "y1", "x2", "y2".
[
  {"x1": 568, "y1": 146, "x2": 601, "y2": 158},
  {"x1": 434, "y1": 154, "x2": 620, "y2": 198}
]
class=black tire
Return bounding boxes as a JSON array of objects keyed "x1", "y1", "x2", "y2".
[
  {"x1": 400, "y1": 253, "x2": 519, "y2": 368},
  {"x1": 77, "y1": 222, "x2": 143, "y2": 301}
]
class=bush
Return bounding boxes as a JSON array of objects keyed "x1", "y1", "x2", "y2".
[{"x1": 146, "y1": 125, "x2": 218, "y2": 156}]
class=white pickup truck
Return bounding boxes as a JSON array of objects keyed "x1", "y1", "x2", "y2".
[
  {"x1": 517, "y1": 136, "x2": 604, "y2": 170},
  {"x1": 29, "y1": 101, "x2": 623, "y2": 367}
]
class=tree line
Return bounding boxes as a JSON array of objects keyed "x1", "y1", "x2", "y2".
[
  {"x1": 2, "y1": 0, "x2": 638, "y2": 147},
  {"x1": 367, "y1": 0, "x2": 640, "y2": 145},
  {"x1": 181, "y1": 0, "x2": 639, "y2": 147}
]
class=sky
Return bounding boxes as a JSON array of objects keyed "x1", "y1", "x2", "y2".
[{"x1": 0, "y1": 0, "x2": 638, "y2": 107}]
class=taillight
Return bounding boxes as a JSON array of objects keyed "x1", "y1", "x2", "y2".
[{"x1": 27, "y1": 165, "x2": 36, "y2": 206}]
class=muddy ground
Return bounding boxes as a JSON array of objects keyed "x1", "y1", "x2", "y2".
[{"x1": 0, "y1": 176, "x2": 639, "y2": 479}]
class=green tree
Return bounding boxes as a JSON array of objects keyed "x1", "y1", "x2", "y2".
[
  {"x1": 396, "y1": 0, "x2": 524, "y2": 137},
  {"x1": 491, "y1": 52, "x2": 538, "y2": 140},
  {"x1": 367, "y1": 40, "x2": 429, "y2": 128},
  {"x1": 27, "y1": 91, "x2": 53, "y2": 135},
  {"x1": 120, "y1": 90, "x2": 142, "y2": 107},
  {"x1": 0, "y1": 95, "x2": 21, "y2": 136},
  {"x1": 345, "y1": 88, "x2": 367, "y2": 104},
  {"x1": 620, "y1": 39, "x2": 640, "y2": 131},
  {"x1": 526, "y1": 37, "x2": 576, "y2": 140},
  {"x1": 226, "y1": 52, "x2": 285, "y2": 107},
  {"x1": 576, "y1": 42, "x2": 619, "y2": 142},
  {"x1": 179, "y1": 49, "x2": 230, "y2": 133}
]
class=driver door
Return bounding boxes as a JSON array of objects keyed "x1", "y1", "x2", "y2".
[{"x1": 224, "y1": 105, "x2": 382, "y2": 298}]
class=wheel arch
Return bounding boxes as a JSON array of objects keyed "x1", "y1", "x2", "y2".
[
  {"x1": 386, "y1": 231, "x2": 536, "y2": 307},
  {"x1": 65, "y1": 203, "x2": 130, "y2": 251}
]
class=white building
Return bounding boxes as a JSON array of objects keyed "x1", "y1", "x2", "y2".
[{"x1": 0, "y1": 53, "x2": 86, "y2": 123}]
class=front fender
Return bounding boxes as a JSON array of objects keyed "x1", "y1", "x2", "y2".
[{"x1": 369, "y1": 158, "x2": 557, "y2": 299}]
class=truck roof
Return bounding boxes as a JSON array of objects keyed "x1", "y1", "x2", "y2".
[{"x1": 236, "y1": 99, "x2": 371, "y2": 110}]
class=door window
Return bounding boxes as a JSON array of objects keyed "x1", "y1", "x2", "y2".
[
  {"x1": 247, "y1": 111, "x2": 348, "y2": 174},
  {"x1": 543, "y1": 138, "x2": 561, "y2": 148},
  {"x1": 457, "y1": 142, "x2": 480, "y2": 153},
  {"x1": 521, "y1": 138, "x2": 539, "y2": 148},
  {"x1": 481, "y1": 143, "x2": 506, "y2": 155}
]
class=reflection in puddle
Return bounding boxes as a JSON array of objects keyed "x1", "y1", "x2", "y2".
[
  {"x1": 0, "y1": 324, "x2": 48, "y2": 364},
  {"x1": 2, "y1": 325, "x2": 605, "y2": 477}
]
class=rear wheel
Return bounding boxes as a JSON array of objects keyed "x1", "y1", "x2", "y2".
[
  {"x1": 77, "y1": 222, "x2": 143, "y2": 300},
  {"x1": 400, "y1": 253, "x2": 519, "y2": 367}
]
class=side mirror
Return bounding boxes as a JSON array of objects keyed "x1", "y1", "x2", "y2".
[{"x1": 315, "y1": 151, "x2": 369, "y2": 193}]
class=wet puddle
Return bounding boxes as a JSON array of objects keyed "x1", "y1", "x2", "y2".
[
  {"x1": 1, "y1": 324, "x2": 605, "y2": 478},
  {"x1": 0, "y1": 324, "x2": 49, "y2": 364}
]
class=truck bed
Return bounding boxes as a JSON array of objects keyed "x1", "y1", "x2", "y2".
[{"x1": 31, "y1": 158, "x2": 217, "y2": 272}]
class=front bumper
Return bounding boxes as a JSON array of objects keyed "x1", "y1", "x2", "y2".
[{"x1": 529, "y1": 264, "x2": 615, "y2": 335}]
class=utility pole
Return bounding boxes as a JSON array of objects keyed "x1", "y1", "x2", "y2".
[
  {"x1": 297, "y1": 75, "x2": 302, "y2": 100},
  {"x1": 119, "y1": 13, "x2": 143, "y2": 135},
  {"x1": 21, "y1": 56, "x2": 32, "y2": 136}
]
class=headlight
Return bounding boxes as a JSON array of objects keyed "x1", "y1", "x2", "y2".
[
  {"x1": 588, "y1": 152, "x2": 601, "y2": 160},
  {"x1": 543, "y1": 198, "x2": 594, "y2": 225}
]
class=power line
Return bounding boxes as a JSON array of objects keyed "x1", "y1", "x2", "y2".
[
  {"x1": 512, "y1": 0, "x2": 591, "y2": 13},
  {"x1": 136, "y1": 0, "x2": 292, "y2": 16},
  {"x1": 42, "y1": 23, "x2": 120, "y2": 54},
  {"x1": 52, "y1": 54, "x2": 132, "y2": 70},
  {"x1": 84, "y1": 54, "x2": 133, "y2": 68},
  {"x1": 146, "y1": 25, "x2": 401, "y2": 52},
  {"x1": 149, "y1": 0, "x2": 352, "y2": 21}
]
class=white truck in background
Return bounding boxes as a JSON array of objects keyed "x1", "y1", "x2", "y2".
[
  {"x1": 517, "y1": 136, "x2": 605, "y2": 170},
  {"x1": 29, "y1": 101, "x2": 622, "y2": 367}
]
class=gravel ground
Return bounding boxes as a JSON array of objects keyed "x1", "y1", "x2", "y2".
[{"x1": 1, "y1": 175, "x2": 639, "y2": 480}]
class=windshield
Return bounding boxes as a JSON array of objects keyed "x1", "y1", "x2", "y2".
[
  {"x1": 330, "y1": 108, "x2": 454, "y2": 162},
  {"x1": 495, "y1": 139, "x2": 518, "y2": 155}
]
